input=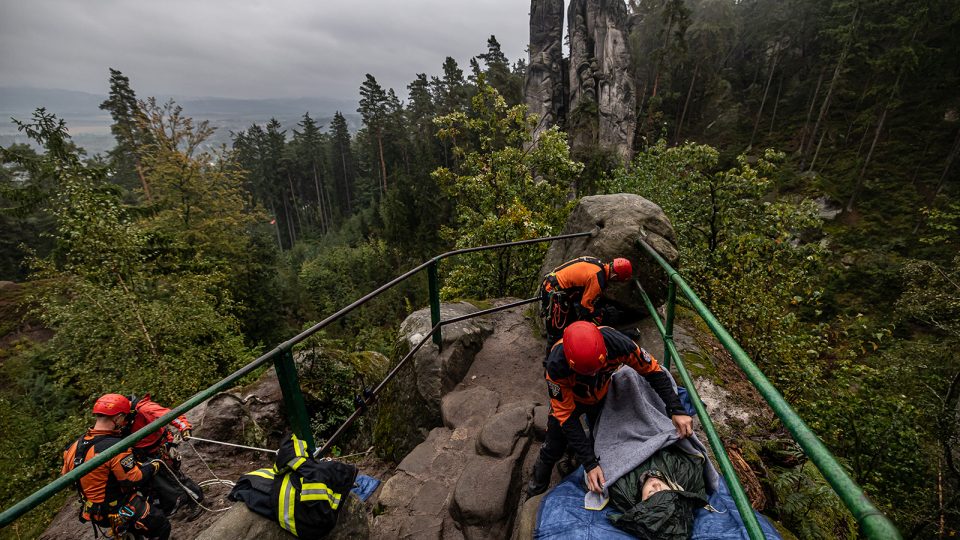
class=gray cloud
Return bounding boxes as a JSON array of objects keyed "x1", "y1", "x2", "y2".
[{"x1": 0, "y1": 0, "x2": 532, "y2": 100}]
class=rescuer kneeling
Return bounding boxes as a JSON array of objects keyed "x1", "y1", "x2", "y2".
[
  {"x1": 526, "y1": 322, "x2": 694, "y2": 498},
  {"x1": 61, "y1": 393, "x2": 171, "y2": 540}
]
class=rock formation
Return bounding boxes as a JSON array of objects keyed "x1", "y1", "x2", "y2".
[
  {"x1": 539, "y1": 193, "x2": 679, "y2": 318},
  {"x1": 526, "y1": 0, "x2": 637, "y2": 162},
  {"x1": 525, "y1": 0, "x2": 566, "y2": 141}
]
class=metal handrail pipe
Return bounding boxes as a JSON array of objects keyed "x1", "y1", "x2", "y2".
[
  {"x1": 0, "y1": 350, "x2": 280, "y2": 527},
  {"x1": 636, "y1": 239, "x2": 901, "y2": 539},
  {"x1": 283, "y1": 231, "x2": 593, "y2": 351},
  {"x1": 634, "y1": 282, "x2": 765, "y2": 540},
  {"x1": 314, "y1": 296, "x2": 541, "y2": 457}
]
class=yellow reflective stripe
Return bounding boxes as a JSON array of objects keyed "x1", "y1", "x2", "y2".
[
  {"x1": 247, "y1": 468, "x2": 276, "y2": 480},
  {"x1": 288, "y1": 456, "x2": 307, "y2": 471},
  {"x1": 300, "y1": 482, "x2": 341, "y2": 509},
  {"x1": 277, "y1": 474, "x2": 297, "y2": 536},
  {"x1": 291, "y1": 434, "x2": 308, "y2": 457}
]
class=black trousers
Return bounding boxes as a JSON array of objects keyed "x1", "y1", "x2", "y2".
[{"x1": 536, "y1": 403, "x2": 603, "y2": 469}]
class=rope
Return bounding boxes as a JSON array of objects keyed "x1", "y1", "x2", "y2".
[
  {"x1": 156, "y1": 459, "x2": 233, "y2": 514},
  {"x1": 186, "y1": 436, "x2": 278, "y2": 454}
]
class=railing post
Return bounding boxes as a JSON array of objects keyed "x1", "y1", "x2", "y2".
[
  {"x1": 274, "y1": 348, "x2": 316, "y2": 452},
  {"x1": 663, "y1": 280, "x2": 677, "y2": 370},
  {"x1": 428, "y1": 259, "x2": 442, "y2": 348}
]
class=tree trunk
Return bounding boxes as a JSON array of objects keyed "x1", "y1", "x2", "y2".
[
  {"x1": 377, "y1": 129, "x2": 388, "y2": 194},
  {"x1": 809, "y1": 130, "x2": 826, "y2": 172},
  {"x1": 675, "y1": 63, "x2": 698, "y2": 144},
  {"x1": 931, "y1": 126, "x2": 960, "y2": 202},
  {"x1": 287, "y1": 171, "x2": 304, "y2": 235},
  {"x1": 798, "y1": 67, "x2": 825, "y2": 155},
  {"x1": 847, "y1": 59, "x2": 908, "y2": 212},
  {"x1": 846, "y1": 107, "x2": 887, "y2": 212},
  {"x1": 282, "y1": 192, "x2": 296, "y2": 246},
  {"x1": 768, "y1": 73, "x2": 783, "y2": 137},
  {"x1": 339, "y1": 147, "x2": 353, "y2": 214},
  {"x1": 313, "y1": 164, "x2": 327, "y2": 234},
  {"x1": 750, "y1": 47, "x2": 780, "y2": 147},
  {"x1": 135, "y1": 160, "x2": 152, "y2": 203},
  {"x1": 269, "y1": 201, "x2": 283, "y2": 250},
  {"x1": 804, "y1": 6, "x2": 859, "y2": 164}
]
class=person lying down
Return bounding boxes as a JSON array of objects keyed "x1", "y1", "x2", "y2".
[
  {"x1": 588, "y1": 366, "x2": 720, "y2": 539},
  {"x1": 606, "y1": 443, "x2": 710, "y2": 539}
]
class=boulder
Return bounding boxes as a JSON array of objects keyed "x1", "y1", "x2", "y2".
[
  {"x1": 532, "y1": 405, "x2": 549, "y2": 439},
  {"x1": 441, "y1": 386, "x2": 500, "y2": 429},
  {"x1": 539, "y1": 193, "x2": 679, "y2": 316},
  {"x1": 402, "y1": 302, "x2": 493, "y2": 407},
  {"x1": 511, "y1": 493, "x2": 545, "y2": 540},
  {"x1": 375, "y1": 302, "x2": 492, "y2": 461},
  {"x1": 451, "y1": 438, "x2": 531, "y2": 539},
  {"x1": 195, "y1": 492, "x2": 368, "y2": 540},
  {"x1": 476, "y1": 404, "x2": 534, "y2": 458}
]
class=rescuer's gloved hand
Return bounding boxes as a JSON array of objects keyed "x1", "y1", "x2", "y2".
[{"x1": 180, "y1": 428, "x2": 191, "y2": 440}]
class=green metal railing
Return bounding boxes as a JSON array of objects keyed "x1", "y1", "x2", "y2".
[
  {"x1": 1, "y1": 229, "x2": 901, "y2": 540},
  {"x1": 635, "y1": 238, "x2": 901, "y2": 540},
  {"x1": 0, "y1": 230, "x2": 590, "y2": 529}
]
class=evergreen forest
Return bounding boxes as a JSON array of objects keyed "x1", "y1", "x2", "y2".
[{"x1": 1, "y1": 0, "x2": 959, "y2": 538}]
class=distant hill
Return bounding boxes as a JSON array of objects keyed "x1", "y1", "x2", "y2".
[{"x1": 0, "y1": 87, "x2": 362, "y2": 155}]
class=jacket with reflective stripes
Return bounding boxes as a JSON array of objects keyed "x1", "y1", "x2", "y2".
[{"x1": 228, "y1": 434, "x2": 357, "y2": 538}]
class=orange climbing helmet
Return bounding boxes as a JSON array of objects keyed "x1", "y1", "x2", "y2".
[
  {"x1": 92, "y1": 394, "x2": 132, "y2": 416},
  {"x1": 609, "y1": 258, "x2": 633, "y2": 281},
  {"x1": 563, "y1": 321, "x2": 607, "y2": 375}
]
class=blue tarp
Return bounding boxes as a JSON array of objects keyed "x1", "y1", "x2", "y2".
[
  {"x1": 350, "y1": 474, "x2": 380, "y2": 502},
  {"x1": 535, "y1": 467, "x2": 782, "y2": 539}
]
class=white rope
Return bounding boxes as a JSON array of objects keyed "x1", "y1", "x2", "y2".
[
  {"x1": 187, "y1": 436, "x2": 278, "y2": 454},
  {"x1": 157, "y1": 460, "x2": 234, "y2": 514}
]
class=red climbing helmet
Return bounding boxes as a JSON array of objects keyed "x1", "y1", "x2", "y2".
[
  {"x1": 92, "y1": 394, "x2": 132, "y2": 416},
  {"x1": 563, "y1": 321, "x2": 607, "y2": 375},
  {"x1": 610, "y1": 258, "x2": 633, "y2": 281}
]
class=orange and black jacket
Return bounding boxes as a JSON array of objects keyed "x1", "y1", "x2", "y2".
[
  {"x1": 61, "y1": 428, "x2": 156, "y2": 518},
  {"x1": 544, "y1": 326, "x2": 685, "y2": 470},
  {"x1": 542, "y1": 257, "x2": 610, "y2": 317}
]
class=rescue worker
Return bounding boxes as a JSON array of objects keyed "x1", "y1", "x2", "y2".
[
  {"x1": 61, "y1": 393, "x2": 170, "y2": 540},
  {"x1": 526, "y1": 321, "x2": 694, "y2": 498},
  {"x1": 539, "y1": 256, "x2": 633, "y2": 348},
  {"x1": 125, "y1": 394, "x2": 202, "y2": 516}
]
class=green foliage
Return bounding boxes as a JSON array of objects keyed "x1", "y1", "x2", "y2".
[
  {"x1": 609, "y1": 140, "x2": 826, "y2": 399},
  {"x1": 771, "y1": 458, "x2": 858, "y2": 539},
  {"x1": 433, "y1": 76, "x2": 582, "y2": 299},
  {"x1": 296, "y1": 340, "x2": 388, "y2": 449},
  {"x1": 299, "y1": 239, "x2": 423, "y2": 355},
  {"x1": 10, "y1": 109, "x2": 254, "y2": 401}
]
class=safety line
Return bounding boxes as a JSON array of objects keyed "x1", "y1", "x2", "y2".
[{"x1": 187, "y1": 436, "x2": 278, "y2": 454}]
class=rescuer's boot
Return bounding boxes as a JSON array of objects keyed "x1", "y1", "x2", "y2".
[{"x1": 525, "y1": 458, "x2": 554, "y2": 498}]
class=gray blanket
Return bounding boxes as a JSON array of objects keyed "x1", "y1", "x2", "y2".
[{"x1": 585, "y1": 367, "x2": 719, "y2": 508}]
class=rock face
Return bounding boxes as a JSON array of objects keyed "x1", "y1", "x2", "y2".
[
  {"x1": 371, "y1": 301, "x2": 546, "y2": 540},
  {"x1": 539, "y1": 193, "x2": 679, "y2": 317},
  {"x1": 567, "y1": 0, "x2": 637, "y2": 162},
  {"x1": 525, "y1": 0, "x2": 566, "y2": 141},
  {"x1": 374, "y1": 302, "x2": 494, "y2": 461},
  {"x1": 526, "y1": 0, "x2": 637, "y2": 162}
]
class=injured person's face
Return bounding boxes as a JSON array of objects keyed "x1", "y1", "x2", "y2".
[{"x1": 641, "y1": 476, "x2": 670, "y2": 501}]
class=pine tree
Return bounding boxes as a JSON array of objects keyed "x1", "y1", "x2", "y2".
[
  {"x1": 358, "y1": 74, "x2": 390, "y2": 195},
  {"x1": 328, "y1": 112, "x2": 355, "y2": 216},
  {"x1": 99, "y1": 68, "x2": 154, "y2": 199}
]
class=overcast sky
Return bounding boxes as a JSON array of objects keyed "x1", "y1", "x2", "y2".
[{"x1": 0, "y1": 0, "x2": 534, "y2": 101}]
